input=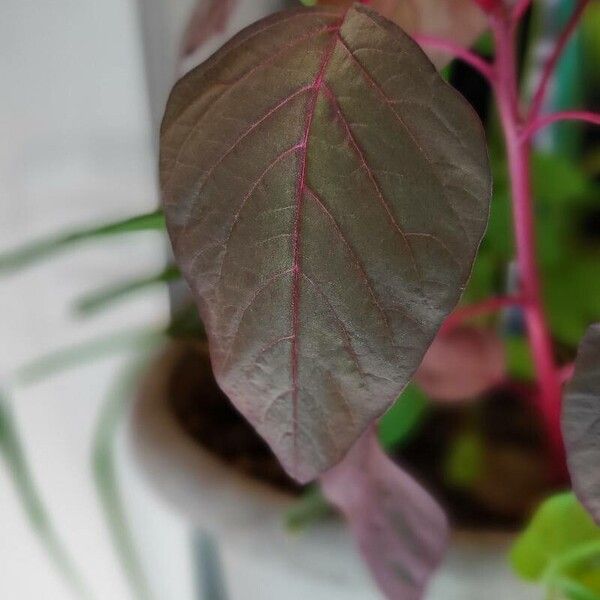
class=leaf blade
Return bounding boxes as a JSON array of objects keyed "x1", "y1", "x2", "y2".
[
  {"x1": 161, "y1": 5, "x2": 491, "y2": 482},
  {"x1": 563, "y1": 324, "x2": 600, "y2": 525},
  {"x1": 321, "y1": 427, "x2": 448, "y2": 600}
]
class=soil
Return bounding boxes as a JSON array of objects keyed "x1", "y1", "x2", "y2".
[{"x1": 168, "y1": 343, "x2": 559, "y2": 529}]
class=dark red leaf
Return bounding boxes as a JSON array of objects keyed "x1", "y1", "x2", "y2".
[
  {"x1": 161, "y1": 5, "x2": 491, "y2": 482},
  {"x1": 562, "y1": 324, "x2": 600, "y2": 525}
]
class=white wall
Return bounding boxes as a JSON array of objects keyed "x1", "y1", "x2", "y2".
[
  {"x1": 0, "y1": 2, "x2": 285, "y2": 599},
  {"x1": 0, "y1": 1, "x2": 168, "y2": 599}
]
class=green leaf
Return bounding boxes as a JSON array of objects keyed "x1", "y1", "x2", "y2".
[
  {"x1": 0, "y1": 392, "x2": 93, "y2": 599},
  {"x1": 14, "y1": 328, "x2": 163, "y2": 385},
  {"x1": 510, "y1": 493, "x2": 600, "y2": 583},
  {"x1": 75, "y1": 265, "x2": 180, "y2": 316},
  {"x1": 378, "y1": 385, "x2": 429, "y2": 450},
  {"x1": 160, "y1": 5, "x2": 491, "y2": 482},
  {"x1": 444, "y1": 429, "x2": 485, "y2": 490},
  {"x1": 0, "y1": 210, "x2": 165, "y2": 274},
  {"x1": 505, "y1": 335, "x2": 536, "y2": 381},
  {"x1": 544, "y1": 258, "x2": 600, "y2": 346},
  {"x1": 93, "y1": 361, "x2": 155, "y2": 600},
  {"x1": 531, "y1": 154, "x2": 591, "y2": 206}
]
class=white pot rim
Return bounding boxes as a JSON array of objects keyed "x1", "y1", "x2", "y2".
[
  {"x1": 129, "y1": 341, "x2": 297, "y2": 533},
  {"x1": 127, "y1": 341, "x2": 535, "y2": 599}
]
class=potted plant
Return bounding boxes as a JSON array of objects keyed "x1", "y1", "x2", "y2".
[{"x1": 2, "y1": 0, "x2": 600, "y2": 599}]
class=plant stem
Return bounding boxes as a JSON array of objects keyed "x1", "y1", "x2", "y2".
[
  {"x1": 413, "y1": 35, "x2": 496, "y2": 82},
  {"x1": 491, "y1": 10, "x2": 566, "y2": 478},
  {"x1": 527, "y1": 0, "x2": 591, "y2": 122},
  {"x1": 521, "y1": 110, "x2": 600, "y2": 140},
  {"x1": 441, "y1": 296, "x2": 523, "y2": 333}
]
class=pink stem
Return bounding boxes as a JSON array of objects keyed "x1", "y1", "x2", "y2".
[
  {"x1": 413, "y1": 35, "x2": 496, "y2": 82},
  {"x1": 442, "y1": 296, "x2": 523, "y2": 333},
  {"x1": 491, "y1": 13, "x2": 566, "y2": 479},
  {"x1": 512, "y1": 0, "x2": 533, "y2": 22},
  {"x1": 527, "y1": 0, "x2": 591, "y2": 122},
  {"x1": 521, "y1": 110, "x2": 600, "y2": 141}
]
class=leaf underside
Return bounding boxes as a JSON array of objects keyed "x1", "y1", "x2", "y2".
[
  {"x1": 321, "y1": 427, "x2": 448, "y2": 600},
  {"x1": 160, "y1": 5, "x2": 491, "y2": 482},
  {"x1": 563, "y1": 324, "x2": 600, "y2": 526}
]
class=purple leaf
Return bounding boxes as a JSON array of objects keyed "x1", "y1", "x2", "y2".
[
  {"x1": 562, "y1": 323, "x2": 600, "y2": 525},
  {"x1": 160, "y1": 5, "x2": 492, "y2": 482},
  {"x1": 310, "y1": 0, "x2": 488, "y2": 68},
  {"x1": 181, "y1": 0, "x2": 239, "y2": 59},
  {"x1": 321, "y1": 427, "x2": 449, "y2": 600},
  {"x1": 414, "y1": 326, "x2": 506, "y2": 402}
]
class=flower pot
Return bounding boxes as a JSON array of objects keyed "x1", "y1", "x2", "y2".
[{"x1": 126, "y1": 341, "x2": 539, "y2": 600}]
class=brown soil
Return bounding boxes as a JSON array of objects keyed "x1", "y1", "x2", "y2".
[{"x1": 168, "y1": 343, "x2": 559, "y2": 529}]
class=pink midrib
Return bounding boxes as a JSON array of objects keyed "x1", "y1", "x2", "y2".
[{"x1": 289, "y1": 26, "x2": 342, "y2": 471}]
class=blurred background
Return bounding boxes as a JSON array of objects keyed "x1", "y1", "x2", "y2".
[{"x1": 1, "y1": 0, "x2": 599, "y2": 599}]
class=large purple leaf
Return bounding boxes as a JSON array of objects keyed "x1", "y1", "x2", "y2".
[
  {"x1": 563, "y1": 324, "x2": 600, "y2": 525},
  {"x1": 160, "y1": 5, "x2": 491, "y2": 482},
  {"x1": 309, "y1": 0, "x2": 488, "y2": 68},
  {"x1": 321, "y1": 427, "x2": 448, "y2": 599}
]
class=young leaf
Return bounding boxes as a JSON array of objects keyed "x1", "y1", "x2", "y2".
[
  {"x1": 510, "y1": 493, "x2": 600, "y2": 598},
  {"x1": 161, "y1": 5, "x2": 491, "y2": 482},
  {"x1": 321, "y1": 427, "x2": 448, "y2": 600},
  {"x1": 413, "y1": 326, "x2": 506, "y2": 402},
  {"x1": 563, "y1": 324, "x2": 600, "y2": 525}
]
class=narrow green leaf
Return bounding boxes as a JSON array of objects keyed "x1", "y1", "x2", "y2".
[
  {"x1": 92, "y1": 361, "x2": 155, "y2": 600},
  {"x1": 0, "y1": 211, "x2": 165, "y2": 274},
  {"x1": 0, "y1": 392, "x2": 93, "y2": 599},
  {"x1": 75, "y1": 266, "x2": 180, "y2": 316},
  {"x1": 14, "y1": 328, "x2": 163, "y2": 386}
]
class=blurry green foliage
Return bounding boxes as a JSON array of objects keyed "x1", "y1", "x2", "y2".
[
  {"x1": 582, "y1": 4, "x2": 600, "y2": 87},
  {"x1": 505, "y1": 335, "x2": 536, "y2": 381},
  {"x1": 468, "y1": 149, "x2": 600, "y2": 348},
  {"x1": 378, "y1": 385, "x2": 429, "y2": 450},
  {"x1": 511, "y1": 493, "x2": 600, "y2": 599},
  {"x1": 443, "y1": 429, "x2": 485, "y2": 490}
]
